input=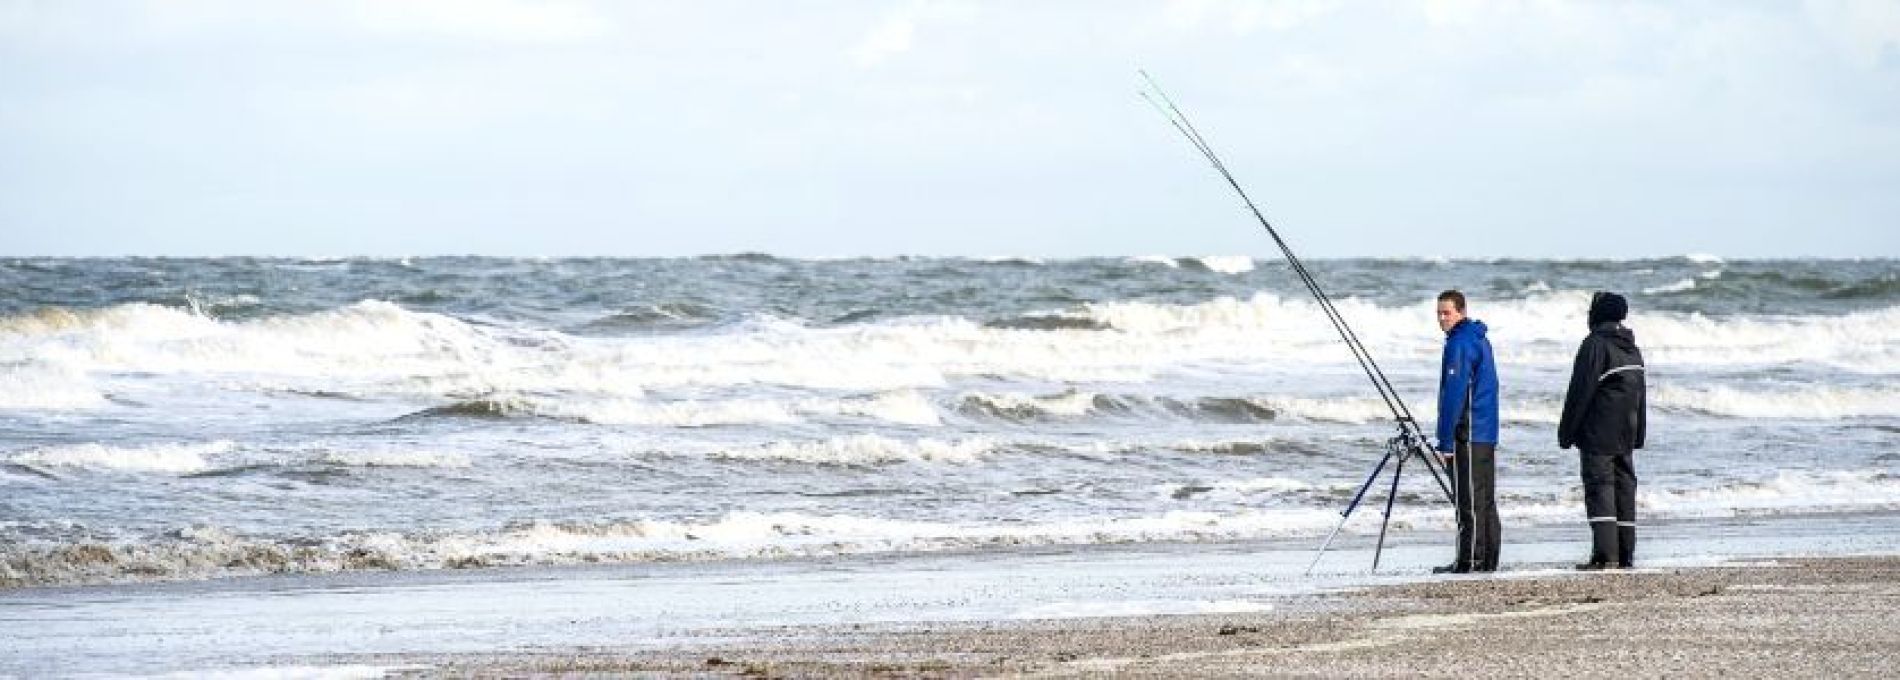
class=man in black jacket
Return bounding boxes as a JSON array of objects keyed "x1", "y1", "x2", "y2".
[{"x1": 1558, "y1": 292, "x2": 1647, "y2": 570}]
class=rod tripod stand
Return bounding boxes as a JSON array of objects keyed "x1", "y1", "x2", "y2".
[
  {"x1": 1138, "y1": 71, "x2": 1455, "y2": 573},
  {"x1": 1305, "y1": 419, "x2": 1448, "y2": 574}
]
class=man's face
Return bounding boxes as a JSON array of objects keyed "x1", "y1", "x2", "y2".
[{"x1": 1436, "y1": 299, "x2": 1464, "y2": 333}]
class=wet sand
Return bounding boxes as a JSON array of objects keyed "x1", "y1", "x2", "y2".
[{"x1": 390, "y1": 555, "x2": 1899, "y2": 678}]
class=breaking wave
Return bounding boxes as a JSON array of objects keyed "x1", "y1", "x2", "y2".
[
  {"x1": 319, "y1": 449, "x2": 472, "y2": 469},
  {"x1": 709, "y1": 434, "x2": 993, "y2": 466},
  {"x1": 5, "y1": 441, "x2": 234, "y2": 475},
  {"x1": 400, "y1": 391, "x2": 942, "y2": 428},
  {"x1": 6, "y1": 465, "x2": 1893, "y2": 589},
  {"x1": 956, "y1": 391, "x2": 1437, "y2": 426},
  {"x1": 1653, "y1": 384, "x2": 1900, "y2": 419},
  {"x1": 4, "y1": 296, "x2": 1897, "y2": 411}
]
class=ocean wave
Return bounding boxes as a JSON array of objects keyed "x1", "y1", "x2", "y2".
[
  {"x1": 1078, "y1": 292, "x2": 1900, "y2": 370},
  {"x1": 1636, "y1": 470, "x2": 1900, "y2": 517},
  {"x1": 959, "y1": 391, "x2": 1108, "y2": 421},
  {"x1": 0, "y1": 301, "x2": 588, "y2": 394},
  {"x1": 1125, "y1": 255, "x2": 1180, "y2": 268},
  {"x1": 710, "y1": 434, "x2": 992, "y2": 466},
  {"x1": 400, "y1": 391, "x2": 942, "y2": 428},
  {"x1": 319, "y1": 449, "x2": 472, "y2": 469},
  {"x1": 543, "y1": 397, "x2": 802, "y2": 427},
  {"x1": 1642, "y1": 278, "x2": 1698, "y2": 295},
  {"x1": 960, "y1": 391, "x2": 1280, "y2": 423},
  {"x1": 571, "y1": 303, "x2": 720, "y2": 334},
  {"x1": 0, "y1": 509, "x2": 1343, "y2": 589},
  {"x1": 5, "y1": 441, "x2": 234, "y2": 474},
  {"x1": 1184, "y1": 255, "x2": 1255, "y2": 274},
  {"x1": 1163, "y1": 476, "x2": 1317, "y2": 502},
  {"x1": 403, "y1": 398, "x2": 529, "y2": 420},
  {"x1": 5, "y1": 294, "x2": 1896, "y2": 405},
  {"x1": 796, "y1": 390, "x2": 943, "y2": 427},
  {"x1": 981, "y1": 315, "x2": 1114, "y2": 331},
  {"x1": 0, "y1": 362, "x2": 106, "y2": 410},
  {"x1": 1652, "y1": 384, "x2": 1900, "y2": 419},
  {"x1": 1119, "y1": 255, "x2": 1256, "y2": 274},
  {"x1": 1155, "y1": 438, "x2": 1328, "y2": 457},
  {"x1": 956, "y1": 390, "x2": 1405, "y2": 426},
  {"x1": 9, "y1": 467, "x2": 1892, "y2": 588}
]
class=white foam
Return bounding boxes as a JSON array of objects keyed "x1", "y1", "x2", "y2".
[
  {"x1": 715, "y1": 434, "x2": 993, "y2": 465},
  {"x1": 542, "y1": 397, "x2": 801, "y2": 427},
  {"x1": 965, "y1": 390, "x2": 1101, "y2": 417},
  {"x1": 1653, "y1": 384, "x2": 1900, "y2": 419},
  {"x1": 500, "y1": 391, "x2": 940, "y2": 427},
  {"x1": 1643, "y1": 278, "x2": 1697, "y2": 295},
  {"x1": 8, "y1": 467, "x2": 1896, "y2": 588},
  {"x1": 1221, "y1": 477, "x2": 1314, "y2": 494},
  {"x1": 1126, "y1": 255, "x2": 1180, "y2": 268},
  {"x1": 1255, "y1": 396, "x2": 1394, "y2": 424},
  {"x1": 5, "y1": 295, "x2": 1896, "y2": 407},
  {"x1": 320, "y1": 449, "x2": 472, "y2": 468},
  {"x1": 804, "y1": 390, "x2": 943, "y2": 426},
  {"x1": 1684, "y1": 253, "x2": 1726, "y2": 264},
  {"x1": 1169, "y1": 476, "x2": 1316, "y2": 503},
  {"x1": 1639, "y1": 469, "x2": 1900, "y2": 517},
  {"x1": 7, "y1": 440, "x2": 233, "y2": 474},
  {"x1": 1192, "y1": 255, "x2": 1256, "y2": 274},
  {"x1": 0, "y1": 361, "x2": 106, "y2": 410},
  {"x1": 446, "y1": 508, "x2": 1356, "y2": 561}
]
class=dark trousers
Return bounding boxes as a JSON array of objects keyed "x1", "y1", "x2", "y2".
[
  {"x1": 1580, "y1": 449, "x2": 1638, "y2": 566},
  {"x1": 1450, "y1": 440, "x2": 1501, "y2": 571}
]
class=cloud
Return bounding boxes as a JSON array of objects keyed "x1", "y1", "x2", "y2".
[
  {"x1": 850, "y1": 13, "x2": 917, "y2": 67},
  {"x1": 341, "y1": 0, "x2": 612, "y2": 44},
  {"x1": 1804, "y1": 0, "x2": 1900, "y2": 68},
  {"x1": 848, "y1": 2, "x2": 980, "y2": 68},
  {"x1": 0, "y1": 0, "x2": 615, "y2": 48},
  {"x1": 1162, "y1": 0, "x2": 1343, "y2": 34}
]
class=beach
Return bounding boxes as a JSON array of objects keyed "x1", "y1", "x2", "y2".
[{"x1": 383, "y1": 555, "x2": 1898, "y2": 678}]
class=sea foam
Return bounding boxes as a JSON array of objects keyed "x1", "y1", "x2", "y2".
[
  {"x1": 6, "y1": 441, "x2": 234, "y2": 474},
  {"x1": 5, "y1": 297, "x2": 1896, "y2": 406}
]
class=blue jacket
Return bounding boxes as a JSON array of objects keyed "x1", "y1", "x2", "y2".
[{"x1": 1436, "y1": 318, "x2": 1499, "y2": 452}]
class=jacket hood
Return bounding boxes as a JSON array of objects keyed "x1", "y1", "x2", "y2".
[
  {"x1": 1591, "y1": 322, "x2": 1637, "y2": 353},
  {"x1": 1448, "y1": 318, "x2": 1488, "y2": 339}
]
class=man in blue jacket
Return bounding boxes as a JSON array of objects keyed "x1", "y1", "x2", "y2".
[{"x1": 1432, "y1": 290, "x2": 1501, "y2": 574}]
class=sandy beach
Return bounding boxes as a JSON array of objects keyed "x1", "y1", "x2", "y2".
[{"x1": 386, "y1": 555, "x2": 1899, "y2": 678}]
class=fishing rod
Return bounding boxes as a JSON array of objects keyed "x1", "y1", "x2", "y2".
[{"x1": 1137, "y1": 71, "x2": 1452, "y2": 572}]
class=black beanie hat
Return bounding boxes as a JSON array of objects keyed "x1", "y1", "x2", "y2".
[{"x1": 1589, "y1": 291, "x2": 1628, "y2": 326}]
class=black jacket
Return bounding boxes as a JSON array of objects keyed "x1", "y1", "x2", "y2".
[{"x1": 1558, "y1": 322, "x2": 1647, "y2": 453}]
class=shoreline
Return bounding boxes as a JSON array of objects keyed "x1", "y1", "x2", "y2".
[
  {"x1": 5, "y1": 513, "x2": 1899, "y2": 677},
  {"x1": 393, "y1": 555, "x2": 1900, "y2": 678}
]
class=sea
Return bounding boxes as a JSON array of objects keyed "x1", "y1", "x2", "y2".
[{"x1": 2, "y1": 255, "x2": 1897, "y2": 591}]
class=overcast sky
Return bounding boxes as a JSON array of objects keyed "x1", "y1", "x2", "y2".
[{"x1": 2, "y1": 1, "x2": 1897, "y2": 258}]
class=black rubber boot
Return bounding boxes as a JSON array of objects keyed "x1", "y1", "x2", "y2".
[
  {"x1": 1618, "y1": 525, "x2": 1636, "y2": 568},
  {"x1": 1590, "y1": 522, "x2": 1619, "y2": 566}
]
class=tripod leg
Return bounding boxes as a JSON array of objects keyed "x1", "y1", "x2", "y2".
[
  {"x1": 1305, "y1": 445, "x2": 1397, "y2": 575},
  {"x1": 1372, "y1": 452, "x2": 1408, "y2": 571},
  {"x1": 1418, "y1": 446, "x2": 1454, "y2": 503}
]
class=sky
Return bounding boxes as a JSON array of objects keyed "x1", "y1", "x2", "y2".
[{"x1": 1, "y1": 0, "x2": 1897, "y2": 258}]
